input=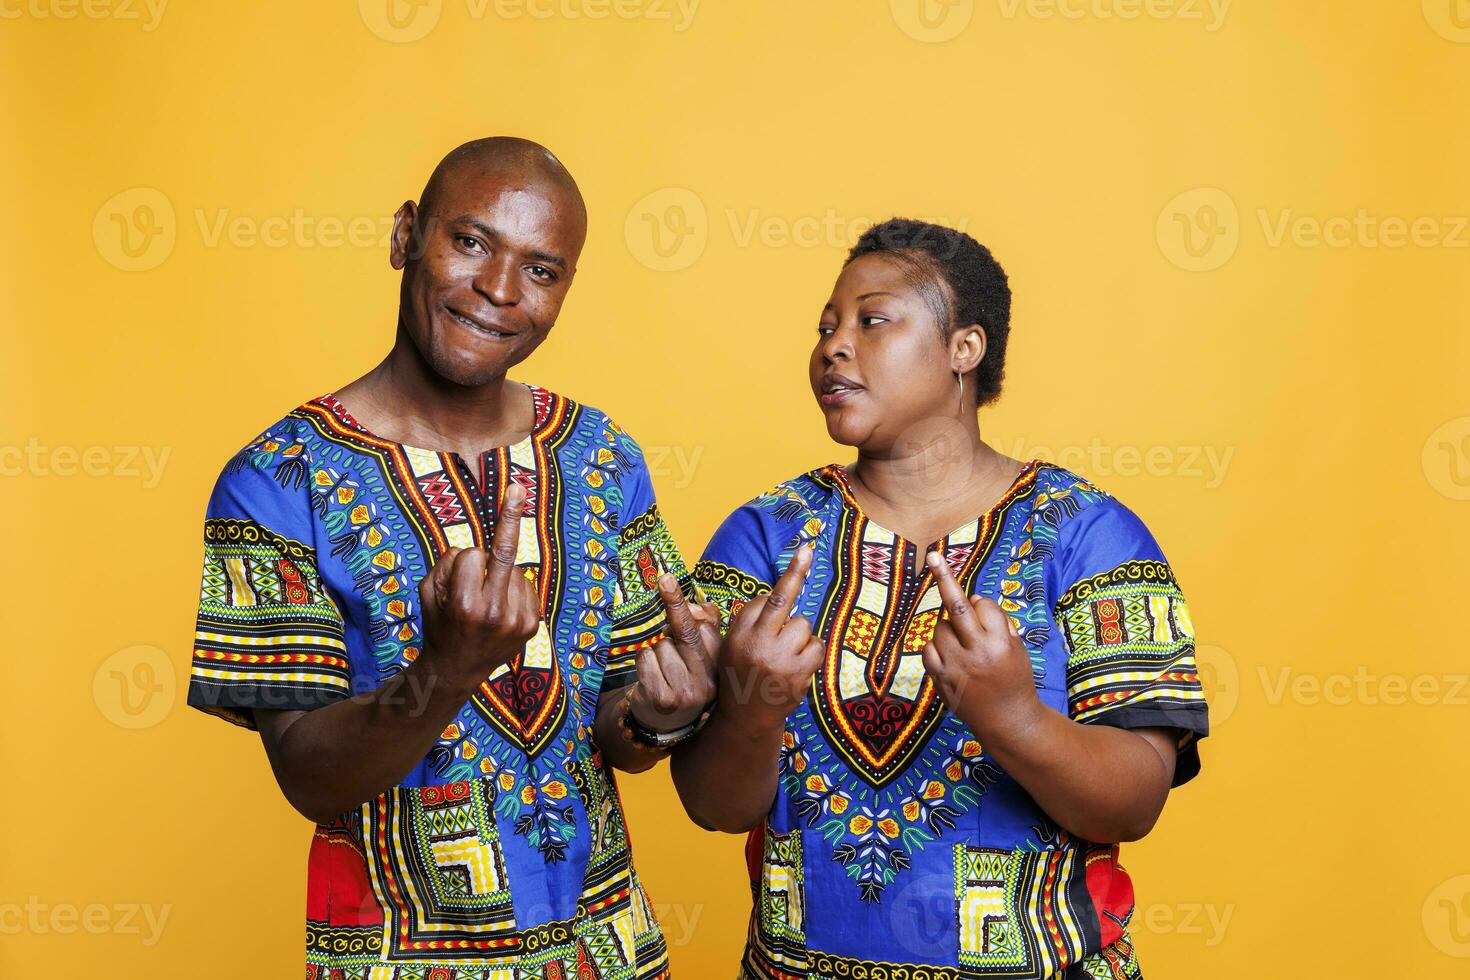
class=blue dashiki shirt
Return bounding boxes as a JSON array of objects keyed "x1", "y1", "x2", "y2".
[
  {"x1": 187, "y1": 384, "x2": 692, "y2": 980},
  {"x1": 693, "y1": 461, "x2": 1209, "y2": 980}
]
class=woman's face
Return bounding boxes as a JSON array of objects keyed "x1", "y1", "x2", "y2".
[{"x1": 810, "y1": 253, "x2": 961, "y2": 452}]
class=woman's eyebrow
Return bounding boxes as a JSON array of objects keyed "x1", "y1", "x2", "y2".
[{"x1": 856, "y1": 291, "x2": 899, "y2": 301}]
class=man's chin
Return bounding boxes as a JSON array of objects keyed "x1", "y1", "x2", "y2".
[{"x1": 426, "y1": 341, "x2": 532, "y2": 388}]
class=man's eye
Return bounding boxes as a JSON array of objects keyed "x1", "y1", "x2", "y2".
[
  {"x1": 528, "y1": 265, "x2": 556, "y2": 282},
  {"x1": 456, "y1": 236, "x2": 485, "y2": 253}
]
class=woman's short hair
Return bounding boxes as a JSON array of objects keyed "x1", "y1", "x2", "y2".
[{"x1": 847, "y1": 218, "x2": 1012, "y2": 406}]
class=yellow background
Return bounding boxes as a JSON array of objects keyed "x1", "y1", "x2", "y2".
[{"x1": 3, "y1": 1, "x2": 1468, "y2": 976}]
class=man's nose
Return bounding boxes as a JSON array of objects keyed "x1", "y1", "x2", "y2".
[{"x1": 475, "y1": 256, "x2": 521, "y2": 307}]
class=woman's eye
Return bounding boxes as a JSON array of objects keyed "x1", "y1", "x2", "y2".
[
  {"x1": 817, "y1": 324, "x2": 836, "y2": 335},
  {"x1": 860, "y1": 314, "x2": 888, "y2": 327}
]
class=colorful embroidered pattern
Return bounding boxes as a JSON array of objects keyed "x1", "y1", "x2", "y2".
[
  {"x1": 193, "y1": 519, "x2": 349, "y2": 722},
  {"x1": 188, "y1": 385, "x2": 674, "y2": 977},
  {"x1": 701, "y1": 461, "x2": 1208, "y2": 979}
]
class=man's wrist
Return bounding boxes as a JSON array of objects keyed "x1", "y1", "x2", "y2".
[{"x1": 619, "y1": 688, "x2": 713, "y2": 749}]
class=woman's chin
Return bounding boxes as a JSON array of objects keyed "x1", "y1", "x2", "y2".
[{"x1": 821, "y1": 414, "x2": 871, "y2": 449}]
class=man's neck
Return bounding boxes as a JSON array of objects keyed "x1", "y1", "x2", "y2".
[{"x1": 334, "y1": 335, "x2": 535, "y2": 459}]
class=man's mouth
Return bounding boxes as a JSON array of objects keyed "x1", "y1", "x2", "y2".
[
  {"x1": 819, "y1": 373, "x2": 864, "y2": 406},
  {"x1": 447, "y1": 307, "x2": 516, "y2": 340}
]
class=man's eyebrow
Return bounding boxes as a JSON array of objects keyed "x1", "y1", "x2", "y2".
[{"x1": 451, "y1": 215, "x2": 567, "y2": 269}]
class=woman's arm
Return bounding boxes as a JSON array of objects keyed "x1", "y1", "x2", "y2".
[
  {"x1": 671, "y1": 547, "x2": 822, "y2": 833},
  {"x1": 922, "y1": 550, "x2": 1177, "y2": 843}
]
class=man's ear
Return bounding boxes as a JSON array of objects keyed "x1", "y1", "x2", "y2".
[
  {"x1": 950, "y1": 323, "x2": 987, "y2": 375},
  {"x1": 390, "y1": 201, "x2": 417, "y2": 270}
]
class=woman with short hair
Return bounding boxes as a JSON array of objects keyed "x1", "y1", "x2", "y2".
[{"x1": 675, "y1": 218, "x2": 1209, "y2": 979}]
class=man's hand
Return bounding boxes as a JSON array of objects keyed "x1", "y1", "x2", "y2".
[
  {"x1": 418, "y1": 483, "x2": 541, "y2": 691},
  {"x1": 921, "y1": 549, "x2": 1044, "y2": 742},
  {"x1": 627, "y1": 573, "x2": 720, "y2": 732},
  {"x1": 720, "y1": 545, "x2": 823, "y2": 726}
]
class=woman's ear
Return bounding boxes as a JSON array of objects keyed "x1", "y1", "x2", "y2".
[{"x1": 950, "y1": 324, "x2": 986, "y2": 375}]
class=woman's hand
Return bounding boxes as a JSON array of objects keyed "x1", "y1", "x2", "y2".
[
  {"x1": 920, "y1": 548, "x2": 1045, "y2": 743},
  {"x1": 721, "y1": 545, "x2": 823, "y2": 726}
]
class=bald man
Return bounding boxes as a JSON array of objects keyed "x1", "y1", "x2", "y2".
[{"x1": 187, "y1": 138, "x2": 716, "y2": 978}]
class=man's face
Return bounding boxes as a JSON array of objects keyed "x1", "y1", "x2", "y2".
[{"x1": 391, "y1": 169, "x2": 585, "y2": 387}]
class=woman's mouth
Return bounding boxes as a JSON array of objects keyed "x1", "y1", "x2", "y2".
[{"x1": 819, "y1": 374, "x2": 864, "y2": 407}]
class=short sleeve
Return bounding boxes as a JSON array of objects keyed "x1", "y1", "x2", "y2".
[
  {"x1": 1049, "y1": 497, "x2": 1209, "y2": 785},
  {"x1": 694, "y1": 482, "x2": 820, "y2": 633},
  {"x1": 186, "y1": 441, "x2": 351, "y2": 730},
  {"x1": 604, "y1": 431, "x2": 696, "y2": 692},
  {"x1": 693, "y1": 506, "x2": 776, "y2": 631}
]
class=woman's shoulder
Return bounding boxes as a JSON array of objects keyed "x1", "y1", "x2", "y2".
[{"x1": 1027, "y1": 461, "x2": 1155, "y2": 540}]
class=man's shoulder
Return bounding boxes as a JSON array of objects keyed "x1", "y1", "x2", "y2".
[{"x1": 213, "y1": 396, "x2": 331, "y2": 487}]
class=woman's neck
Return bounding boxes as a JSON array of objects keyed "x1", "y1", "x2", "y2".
[{"x1": 846, "y1": 419, "x2": 1023, "y2": 553}]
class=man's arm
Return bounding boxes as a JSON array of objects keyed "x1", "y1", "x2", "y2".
[
  {"x1": 594, "y1": 572, "x2": 719, "y2": 774},
  {"x1": 256, "y1": 485, "x2": 540, "y2": 823}
]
